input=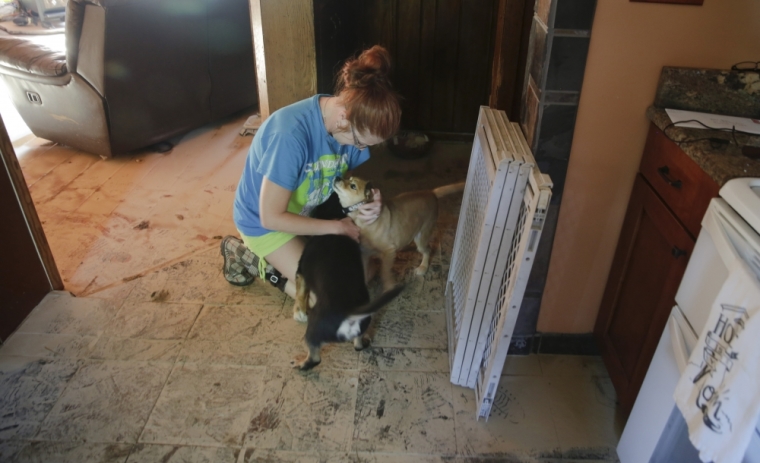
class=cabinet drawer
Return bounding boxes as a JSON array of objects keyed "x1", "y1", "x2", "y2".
[{"x1": 639, "y1": 124, "x2": 720, "y2": 238}]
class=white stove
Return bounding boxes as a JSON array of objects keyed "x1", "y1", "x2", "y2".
[{"x1": 618, "y1": 177, "x2": 760, "y2": 463}]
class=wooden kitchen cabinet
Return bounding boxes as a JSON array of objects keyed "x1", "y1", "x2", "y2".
[{"x1": 594, "y1": 124, "x2": 719, "y2": 413}]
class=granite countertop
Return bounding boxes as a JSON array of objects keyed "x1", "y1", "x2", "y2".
[{"x1": 646, "y1": 106, "x2": 760, "y2": 186}]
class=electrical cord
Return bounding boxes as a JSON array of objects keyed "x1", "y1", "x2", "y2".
[
  {"x1": 662, "y1": 119, "x2": 755, "y2": 148},
  {"x1": 687, "y1": 62, "x2": 760, "y2": 159}
]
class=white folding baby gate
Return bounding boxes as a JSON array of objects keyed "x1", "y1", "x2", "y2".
[{"x1": 445, "y1": 106, "x2": 552, "y2": 420}]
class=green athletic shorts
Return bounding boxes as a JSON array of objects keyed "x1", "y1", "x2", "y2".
[{"x1": 238, "y1": 230, "x2": 295, "y2": 278}]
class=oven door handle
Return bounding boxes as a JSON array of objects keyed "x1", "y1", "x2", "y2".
[{"x1": 669, "y1": 314, "x2": 690, "y2": 374}]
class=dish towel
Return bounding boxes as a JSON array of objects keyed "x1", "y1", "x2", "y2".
[{"x1": 674, "y1": 260, "x2": 760, "y2": 463}]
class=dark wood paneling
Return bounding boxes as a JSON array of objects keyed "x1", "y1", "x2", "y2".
[
  {"x1": 453, "y1": 0, "x2": 494, "y2": 131},
  {"x1": 395, "y1": 0, "x2": 422, "y2": 128},
  {"x1": 313, "y1": 0, "x2": 362, "y2": 93},
  {"x1": 314, "y1": 0, "x2": 499, "y2": 133},
  {"x1": 369, "y1": 0, "x2": 397, "y2": 52},
  {"x1": 430, "y1": 0, "x2": 461, "y2": 131},
  {"x1": 0, "y1": 114, "x2": 60, "y2": 341},
  {"x1": 417, "y1": 0, "x2": 438, "y2": 130}
]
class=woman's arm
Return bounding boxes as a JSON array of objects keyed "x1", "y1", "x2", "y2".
[{"x1": 259, "y1": 177, "x2": 360, "y2": 241}]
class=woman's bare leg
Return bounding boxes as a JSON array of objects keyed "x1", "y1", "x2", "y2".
[
  {"x1": 265, "y1": 238, "x2": 318, "y2": 314},
  {"x1": 262, "y1": 237, "x2": 305, "y2": 300}
]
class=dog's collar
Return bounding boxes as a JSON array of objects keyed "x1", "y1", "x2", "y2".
[{"x1": 341, "y1": 200, "x2": 367, "y2": 214}]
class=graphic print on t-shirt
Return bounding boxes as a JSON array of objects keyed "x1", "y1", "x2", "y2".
[{"x1": 288, "y1": 153, "x2": 350, "y2": 216}]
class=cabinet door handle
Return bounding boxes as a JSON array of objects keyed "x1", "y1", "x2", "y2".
[
  {"x1": 672, "y1": 246, "x2": 687, "y2": 259},
  {"x1": 657, "y1": 166, "x2": 682, "y2": 189}
]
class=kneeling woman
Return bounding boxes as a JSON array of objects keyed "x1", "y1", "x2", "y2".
[{"x1": 221, "y1": 45, "x2": 402, "y2": 299}]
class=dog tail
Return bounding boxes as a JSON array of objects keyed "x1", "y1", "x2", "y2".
[
  {"x1": 351, "y1": 284, "x2": 405, "y2": 316},
  {"x1": 433, "y1": 182, "x2": 466, "y2": 198}
]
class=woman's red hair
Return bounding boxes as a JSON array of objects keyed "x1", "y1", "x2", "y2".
[{"x1": 335, "y1": 45, "x2": 401, "y2": 140}]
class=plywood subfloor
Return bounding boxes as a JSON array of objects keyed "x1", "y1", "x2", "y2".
[{"x1": 18, "y1": 111, "x2": 252, "y2": 295}]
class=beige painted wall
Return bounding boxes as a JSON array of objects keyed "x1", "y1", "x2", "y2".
[{"x1": 537, "y1": 0, "x2": 760, "y2": 333}]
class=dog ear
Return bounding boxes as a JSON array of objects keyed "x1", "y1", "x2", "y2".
[{"x1": 365, "y1": 182, "x2": 374, "y2": 200}]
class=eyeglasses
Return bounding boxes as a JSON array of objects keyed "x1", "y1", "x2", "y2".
[
  {"x1": 731, "y1": 61, "x2": 760, "y2": 71},
  {"x1": 350, "y1": 124, "x2": 368, "y2": 150}
]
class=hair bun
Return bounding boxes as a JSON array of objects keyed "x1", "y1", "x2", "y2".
[
  {"x1": 334, "y1": 45, "x2": 401, "y2": 140},
  {"x1": 342, "y1": 45, "x2": 392, "y2": 89},
  {"x1": 356, "y1": 45, "x2": 391, "y2": 75}
]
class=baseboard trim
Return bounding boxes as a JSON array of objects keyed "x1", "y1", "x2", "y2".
[{"x1": 508, "y1": 333, "x2": 600, "y2": 356}]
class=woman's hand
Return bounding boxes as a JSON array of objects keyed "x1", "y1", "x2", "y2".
[
  {"x1": 261, "y1": 178, "x2": 355, "y2": 237},
  {"x1": 357, "y1": 188, "x2": 382, "y2": 224},
  {"x1": 336, "y1": 217, "x2": 361, "y2": 242}
]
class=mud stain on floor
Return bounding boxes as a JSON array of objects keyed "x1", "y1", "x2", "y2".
[
  {"x1": 490, "y1": 388, "x2": 525, "y2": 424},
  {"x1": 248, "y1": 406, "x2": 281, "y2": 434},
  {"x1": 150, "y1": 290, "x2": 170, "y2": 302}
]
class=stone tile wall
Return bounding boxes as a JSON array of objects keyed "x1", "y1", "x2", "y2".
[{"x1": 513, "y1": 0, "x2": 597, "y2": 354}]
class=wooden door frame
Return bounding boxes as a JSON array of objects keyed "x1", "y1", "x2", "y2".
[
  {"x1": 0, "y1": 116, "x2": 63, "y2": 340},
  {"x1": 489, "y1": 0, "x2": 535, "y2": 121},
  {"x1": 248, "y1": 0, "x2": 317, "y2": 120},
  {"x1": 0, "y1": 115, "x2": 62, "y2": 291}
]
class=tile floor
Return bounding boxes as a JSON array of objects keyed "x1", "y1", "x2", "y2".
[
  {"x1": 0, "y1": 280, "x2": 623, "y2": 463},
  {"x1": 1, "y1": 94, "x2": 623, "y2": 461}
]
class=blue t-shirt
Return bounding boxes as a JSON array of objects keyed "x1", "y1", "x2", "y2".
[{"x1": 233, "y1": 94, "x2": 370, "y2": 237}]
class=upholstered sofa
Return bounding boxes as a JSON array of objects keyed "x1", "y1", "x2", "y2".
[{"x1": 0, "y1": 0, "x2": 257, "y2": 157}]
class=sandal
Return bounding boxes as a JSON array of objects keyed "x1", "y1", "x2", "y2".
[{"x1": 220, "y1": 235, "x2": 257, "y2": 286}]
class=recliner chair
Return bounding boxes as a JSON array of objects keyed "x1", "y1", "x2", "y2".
[{"x1": 0, "y1": 0, "x2": 257, "y2": 157}]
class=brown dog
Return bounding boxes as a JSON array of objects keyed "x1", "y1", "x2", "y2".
[{"x1": 333, "y1": 176, "x2": 465, "y2": 290}]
